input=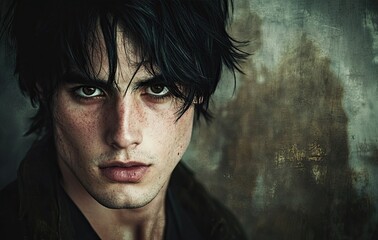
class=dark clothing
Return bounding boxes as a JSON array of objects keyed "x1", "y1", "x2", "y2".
[
  {"x1": 0, "y1": 180, "x2": 204, "y2": 240},
  {"x1": 0, "y1": 137, "x2": 247, "y2": 239}
]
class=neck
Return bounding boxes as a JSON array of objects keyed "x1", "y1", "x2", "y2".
[{"x1": 60, "y1": 166, "x2": 167, "y2": 240}]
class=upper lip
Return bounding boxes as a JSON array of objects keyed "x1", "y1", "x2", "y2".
[{"x1": 99, "y1": 161, "x2": 150, "y2": 168}]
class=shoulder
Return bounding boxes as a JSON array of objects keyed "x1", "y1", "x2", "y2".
[
  {"x1": 170, "y1": 162, "x2": 247, "y2": 240},
  {"x1": 0, "y1": 180, "x2": 26, "y2": 239},
  {"x1": 0, "y1": 180, "x2": 21, "y2": 218}
]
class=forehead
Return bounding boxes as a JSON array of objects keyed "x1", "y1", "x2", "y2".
[
  {"x1": 90, "y1": 28, "x2": 146, "y2": 79},
  {"x1": 86, "y1": 30, "x2": 153, "y2": 84}
]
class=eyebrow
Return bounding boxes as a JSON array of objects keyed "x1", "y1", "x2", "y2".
[
  {"x1": 62, "y1": 71, "x2": 165, "y2": 90},
  {"x1": 62, "y1": 71, "x2": 109, "y2": 89},
  {"x1": 133, "y1": 74, "x2": 165, "y2": 89}
]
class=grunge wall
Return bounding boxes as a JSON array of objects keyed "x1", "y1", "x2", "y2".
[
  {"x1": 184, "y1": 0, "x2": 378, "y2": 239},
  {"x1": 1, "y1": 0, "x2": 378, "y2": 239}
]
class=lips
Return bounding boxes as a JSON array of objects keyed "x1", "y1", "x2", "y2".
[{"x1": 99, "y1": 161, "x2": 150, "y2": 183}]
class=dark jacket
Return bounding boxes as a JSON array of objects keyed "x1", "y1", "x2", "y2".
[{"x1": 0, "y1": 137, "x2": 247, "y2": 239}]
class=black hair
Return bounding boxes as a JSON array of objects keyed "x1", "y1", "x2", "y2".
[{"x1": 1, "y1": 0, "x2": 248, "y2": 136}]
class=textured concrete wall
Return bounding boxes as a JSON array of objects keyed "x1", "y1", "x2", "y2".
[
  {"x1": 1, "y1": 0, "x2": 378, "y2": 239},
  {"x1": 183, "y1": 0, "x2": 378, "y2": 239}
]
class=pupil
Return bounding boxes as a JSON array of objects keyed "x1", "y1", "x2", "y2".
[
  {"x1": 151, "y1": 85, "x2": 164, "y2": 94},
  {"x1": 82, "y1": 87, "x2": 95, "y2": 95}
]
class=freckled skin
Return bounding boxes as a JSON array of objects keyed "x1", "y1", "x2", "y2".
[{"x1": 53, "y1": 45, "x2": 194, "y2": 211}]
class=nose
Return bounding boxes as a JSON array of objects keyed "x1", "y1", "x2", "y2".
[{"x1": 105, "y1": 97, "x2": 143, "y2": 150}]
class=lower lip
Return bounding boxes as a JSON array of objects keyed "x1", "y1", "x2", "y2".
[{"x1": 100, "y1": 166, "x2": 149, "y2": 183}]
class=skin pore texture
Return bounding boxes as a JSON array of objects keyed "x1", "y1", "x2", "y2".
[{"x1": 52, "y1": 34, "x2": 195, "y2": 239}]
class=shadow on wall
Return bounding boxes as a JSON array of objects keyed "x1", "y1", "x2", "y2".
[
  {"x1": 188, "y1": 21, "x2": 377, "y2": 240},
  {"x1": 0, "y1": 40, "x2": 36, "y2": 189}
]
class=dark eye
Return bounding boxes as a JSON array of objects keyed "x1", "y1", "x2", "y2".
[
  {"x1": 145, "y1": 85, "x2": 170, "y2": 96},
  {"x1": 75, "y1": 86, "x2": 104, "y2": 98}
]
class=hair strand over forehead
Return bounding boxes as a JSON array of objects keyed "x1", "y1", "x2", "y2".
[{"x1": 0, "y1": 0, "x2": 249, "y2": 136}]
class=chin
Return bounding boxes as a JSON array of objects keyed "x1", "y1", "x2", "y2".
[
  {"x1": 98, "y1": 197, "x2": 155, "y2": 210},
  {"x1": 87, "y1": 186, "x2": 158, "y2": 210}
]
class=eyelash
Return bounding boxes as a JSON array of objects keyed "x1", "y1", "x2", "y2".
[
  {"x1": 72, "y1": 86, "x2": 105, "y2": 99},
  {"x1": 142, "y1": 86, "x2": 172, "y2": 102},
  {"x1": 70, "y1": 85, "x2": 172, "y2": 102}
]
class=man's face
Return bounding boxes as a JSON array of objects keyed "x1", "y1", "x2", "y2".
[{"x1": 52, "y1": 39, "x2": 194, "y2": 209}]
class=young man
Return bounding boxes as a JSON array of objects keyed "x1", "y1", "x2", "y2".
[{"x1": 0, "y1": 0, "x2": 248, "y2": 239}]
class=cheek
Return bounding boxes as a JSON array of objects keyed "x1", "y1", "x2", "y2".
[
  {"x1": 174, "y1": 115, "x2": 193, "y2": 151},
  {"x1": 53, "y1": 97, "x2": 102, "y2": 155},
  {"x1": 151, "y1": 108, "x2": 194, "y2": 160}
]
